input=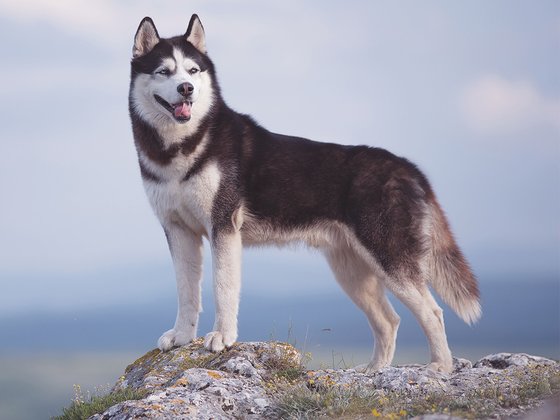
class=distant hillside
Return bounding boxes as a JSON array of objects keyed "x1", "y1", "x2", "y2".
[{"x1": 1, "y1": 279, "x2": 558, "y2": 361}]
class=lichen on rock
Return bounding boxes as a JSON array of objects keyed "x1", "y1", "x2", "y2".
[
  {"x1": 90, "y1": 339, "x2": 303, "y2": 419},
  {"x1": 89, "y1": 341, "x2": 559, "y2": 419}
]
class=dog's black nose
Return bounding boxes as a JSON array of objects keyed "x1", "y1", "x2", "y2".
[{"x1": 177, "y1": 82, "x2": 194, "y2": 97}]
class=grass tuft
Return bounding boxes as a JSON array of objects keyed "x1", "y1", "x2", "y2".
[
  {"x1": 261, "y1": 342, "x2": 309, "y2": 384},
  {"x1": 276, "y1": 382, "x2": 389, "y2": 419},
  {"x1": 53, "y1": 385, "x2": 147, "y2": 420}
]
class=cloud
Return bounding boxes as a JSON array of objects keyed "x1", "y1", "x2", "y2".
[{"x1": 460, "y1": 75, "x2": 560, "y2": 135}]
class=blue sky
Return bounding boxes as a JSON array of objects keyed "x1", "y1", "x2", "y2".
[{"x1": 0, "y1": 0, "x2": 558, "y2": 315}]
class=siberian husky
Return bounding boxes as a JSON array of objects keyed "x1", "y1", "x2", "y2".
[{"x1": 129, "y1": 14, "x2": 480, "y2": 373}]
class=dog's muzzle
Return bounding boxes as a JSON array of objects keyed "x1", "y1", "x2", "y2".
[{"x1": 154, "y1": 93, "x2": 192, "y2": 123}]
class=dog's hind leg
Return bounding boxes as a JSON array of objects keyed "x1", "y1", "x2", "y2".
[
  {"x1": 325, "y1": 246, "x2": 400, "y2": 372},
  {"x1": 385, "y1": 278, "x2": 453, "y2": 373}
]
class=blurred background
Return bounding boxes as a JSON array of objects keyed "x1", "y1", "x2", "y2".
[{"x1": 0, "y1": 0, "x2": 558, "y2": 418}]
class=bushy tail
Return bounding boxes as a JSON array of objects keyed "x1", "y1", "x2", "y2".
[{"x1": 427, "y1": 199, "x2": 481, "y2": 325}]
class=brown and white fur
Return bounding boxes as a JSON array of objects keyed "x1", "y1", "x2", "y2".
[{"x1": 129, "y1": 14, "x2": 481, "y2": 373}]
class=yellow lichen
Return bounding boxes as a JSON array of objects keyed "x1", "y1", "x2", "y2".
[
  {"x1": 170, "y1": 398, "x2": 184, "y2": 405},
  {"x1": 207, "y1": 371, "x2": 222, "y2": 379},
  {"x1": 173, "y1": 377, "x2": 189, "y2": 387}
]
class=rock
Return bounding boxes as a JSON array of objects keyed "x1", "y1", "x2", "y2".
[
  {"x1": 474, "y1": 353, "x2": 557, "y2": 369},
  {"x1": 90, "y1": 339, "x2": 300, "y2": 419},
  {"x1": 521, "y1": 394, "x2": 560, "y2": 420},
  {"x1": 89, "y1": 341, "x2": 559, "y2": 419}
]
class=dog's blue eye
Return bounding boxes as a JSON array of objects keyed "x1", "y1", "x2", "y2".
[
  {"x1": 188, "y1": 68, "x2": 199, "y2": 75},
  {"x1": 156, "y1": 68, "x2": 170, "y2": 76}
]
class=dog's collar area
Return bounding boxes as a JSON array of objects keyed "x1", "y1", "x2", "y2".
[{"x1": 154, "y1": 94, "x2": 192, "y2": 122}]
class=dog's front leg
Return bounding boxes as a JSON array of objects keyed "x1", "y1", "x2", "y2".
[
  {"x1": 204, "y1": 230, "x2": 242, "y2": 352},
  {"x1": 158, "y1": 223, "x2": 203, "y2": 351}
]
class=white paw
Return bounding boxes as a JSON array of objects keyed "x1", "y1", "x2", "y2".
[
  {"x1": 204, "y1": 330, "x2": 236, "y2": 352},
  {"x1": 157, "y1": 329, "x2": 193, "y2": 352},
  {"x1": 426, "y1": 361, "x2": 453, "y2": 374},
  {"x1": 354, "y1": 362, "x2": 387, "y2": 374}
]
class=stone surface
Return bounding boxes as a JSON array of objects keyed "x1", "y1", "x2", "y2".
[
  {"x1": 89, "y1": 340, "x2": 559, "y2": 419},
  {"x1": 90, "y1": 339, "x2": 300, "y2": 419}
]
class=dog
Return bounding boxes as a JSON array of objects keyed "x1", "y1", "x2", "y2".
[{"x1": 129, "y1": 14, "x2": 480, "y2": 373}]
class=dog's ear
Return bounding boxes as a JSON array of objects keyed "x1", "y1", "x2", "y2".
[
  {"x1": 185, "y1": 14, "x2": 206, "y2": 53},
  {"x1": 133, "y1": 17, "x2": 160, "y2": 58}
]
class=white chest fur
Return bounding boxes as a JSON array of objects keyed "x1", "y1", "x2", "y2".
[{"x1": 142, "y1": 158, "x2": 221, "y2": 237}]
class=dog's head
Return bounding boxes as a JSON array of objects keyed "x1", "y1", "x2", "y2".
[{"x1": 129, "y1": 15, "x2": 216, "y2": 128}]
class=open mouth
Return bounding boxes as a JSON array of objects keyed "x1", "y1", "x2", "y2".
[{"x1": 154, "y1": 95, "x2": 192, "y2": 122}]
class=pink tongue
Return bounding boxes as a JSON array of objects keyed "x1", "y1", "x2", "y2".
[{"x1": 174, "y1": 102, "x2": 192, "y2": 118}]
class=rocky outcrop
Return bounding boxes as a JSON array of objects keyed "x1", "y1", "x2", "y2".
[
  {"x1": 90, "y1": 339, "x2": 559, "y2": 419},
  {"x1": 92, "y1": 339, "x2": 300, "y2": 419}
]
